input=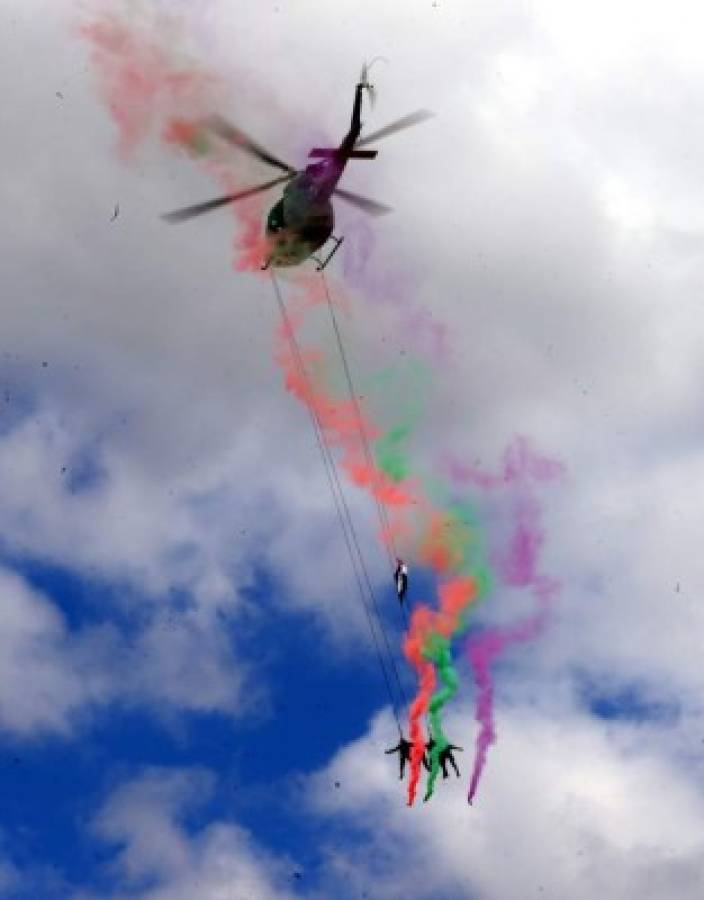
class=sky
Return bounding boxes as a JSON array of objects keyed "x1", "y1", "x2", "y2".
[{"x1": 1, "y1": 0, "x2": 704, "y2": 896}]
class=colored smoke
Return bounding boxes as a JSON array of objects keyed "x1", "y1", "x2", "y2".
[{"x1": 451, "y1": 438, "x2": 563, "y2": 804}]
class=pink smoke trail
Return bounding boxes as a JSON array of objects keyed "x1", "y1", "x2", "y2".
[
  {"x1": 449, "y1": 436, "x2": 564, "y2": 492},
  {"x1": 467, "y1": 576, "x2": 557, "y2": 804},
  {"x1": 450, "y1": 438, "x2": 563, "y2": 804}
]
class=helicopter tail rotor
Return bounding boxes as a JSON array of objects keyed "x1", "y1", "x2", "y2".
[
  {"x1": 359, "y1": 57, "x2": 386, "y2": 109},
  {"x1": 360, "y1": 66, "x2": 376, "y2": 110},
  {"x1": 359, "y1": 61, "x2": 371, "y2": 90}
]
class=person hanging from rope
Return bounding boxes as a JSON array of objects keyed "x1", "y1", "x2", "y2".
[
  {"x1": 394, "y1": 558, "x2": 409, "y2": 605},
  {"x1": 423, "y1": 734, "x2": 463, "y2": 779},
  {"x1": 439, "y1": 742, "x2": 463, "y2": 778},
  {"x1": 385, "y1": 734, "x2": 414, "y2": 780}
]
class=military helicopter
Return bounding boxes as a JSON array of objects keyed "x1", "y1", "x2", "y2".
[{"x1": 162, "y1": 65, "x2": 432, "y2": 270}]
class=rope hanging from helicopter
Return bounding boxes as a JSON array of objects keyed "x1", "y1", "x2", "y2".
[
  {"x1": 157, "y1": 59, "x2": 435, "y2": 726},
  {"x1": 270, "y1": 270, "x2": 409, "y2": 733},
  {"x1": 319, "y1": 270, "x2": 410, "y2": 635}
]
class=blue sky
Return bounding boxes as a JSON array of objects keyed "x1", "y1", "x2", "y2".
[
  {"x1": 2, "y1": 0, "x2": 704, "y2": 898},
  {"x1": 0, "y1": 550, "x2": 431, "y2": 897}
]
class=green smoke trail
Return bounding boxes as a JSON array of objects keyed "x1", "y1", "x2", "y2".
[
  {"x1": 366, "y1": 360, "x2": 496, "y2": 803},
  {"x1": 376, "y1": 423, "x2": 413, "y2": 482},
  {"x1": 369, "y1": 360, "x2": 431, "y2": 483},
  {"x1": 421, "y1": 506, "x2": 493, "y2": 802},
  {"x1": 423, "y1": 633, "x2": 458, "y2": 801}
]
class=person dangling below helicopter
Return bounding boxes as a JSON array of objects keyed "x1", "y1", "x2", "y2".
[
  {"x1": 385, "y1": 735, "x2": 413, "y2": 780},
  {"x1": 423, "y1": 736, "x2": 463, "y2": 778},
  {"x1": 394, "y1": 558, "x2": 408, "y2": 605}
]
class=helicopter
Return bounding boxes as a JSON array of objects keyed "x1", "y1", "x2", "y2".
[{"x1": 162, "y1": 65, "x2": 433, "y2": 271}]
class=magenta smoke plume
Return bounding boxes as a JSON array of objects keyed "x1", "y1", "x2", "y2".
[{"x1": 451, "y1": 438, "x2": 563, "y2": 805}]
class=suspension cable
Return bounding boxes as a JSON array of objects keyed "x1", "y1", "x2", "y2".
[
  {"x1": 320, "y1": 270, "x2": 410, "y2": 633},
  {"x1": 270, "y1": 271, "x2": 407, "y2": 730}
]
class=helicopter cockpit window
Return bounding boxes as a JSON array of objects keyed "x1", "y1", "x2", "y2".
[{"x1": 267, "y1": 200, "x2": 286, "y2": 233}]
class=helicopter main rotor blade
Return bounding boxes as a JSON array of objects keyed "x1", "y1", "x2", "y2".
[
  {"x1": 162, "y1": 174, "x2": 293, "y2": 223},
  {"x1": 205, "y1": 114, "x2": 295, "y2": 174},
  {"x1": 334, "y1": 188, "x2": 393, "y2": 216},
  {"x1": 356, "y1": 109, "x2": 434, "y2": 147}
]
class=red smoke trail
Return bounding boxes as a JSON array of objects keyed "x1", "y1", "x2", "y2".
[
  {"x1": 81, "y1": 6, "x2": 278, "y2": 273},
  {"x1": 274, "y1": 275, "x2": 486, "y2": 803},
  {"x1": 404, "y1": 607, "x2": 437, "y2": 806},
  {"x1": 397, "y1": 504, "x2": 484, "y2": 804},
  {"x1": 275, "y1": 274, "x2": 436, "y2": 801},
  {"x1": 80, "y1": 12, "x2": 221, "y2": 160},
  {"x1": 408, "y1": 576, "x2": 478, "y2": 804},
  {"x1": 275, "y1": 275, "x2": 418, "y2": 509}
]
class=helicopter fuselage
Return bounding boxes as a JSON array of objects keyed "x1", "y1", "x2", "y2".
[
  {"x1": 264, "y1": 156, "x2": 346, "y2": 267},
  {"x1": 263, "y1": 82, "x2": 366, "y2": 268}
]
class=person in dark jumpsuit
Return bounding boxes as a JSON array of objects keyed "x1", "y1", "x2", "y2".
[
  {"x1": 385, "y1": 735, "x2": 413, "y2": 779},
  {"x1": 424, "y1": 737, "x2": 463, "y2": 777}
]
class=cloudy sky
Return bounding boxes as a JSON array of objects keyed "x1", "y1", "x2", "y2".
[{"x1": 2, "y1": 0, "x2": 704, "y2": 897}]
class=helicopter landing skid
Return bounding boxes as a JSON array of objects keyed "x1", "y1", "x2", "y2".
[{"x1": 312, "y1": 235, "x2": 344, "y2": 272}]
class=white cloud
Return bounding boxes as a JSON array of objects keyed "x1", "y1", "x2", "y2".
[
  {"x1": 0, "y1": 568, "x2": 94, "y2": 735},
  {"x1": 90, "y1": 768, "x2": 301, "y2": 900},
  {"x1": 308, "y1": 706, "x2": 704, "y2": 899},
  {"x1": 0, "y1": 564, "x2": 251, "y2": 737}
]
